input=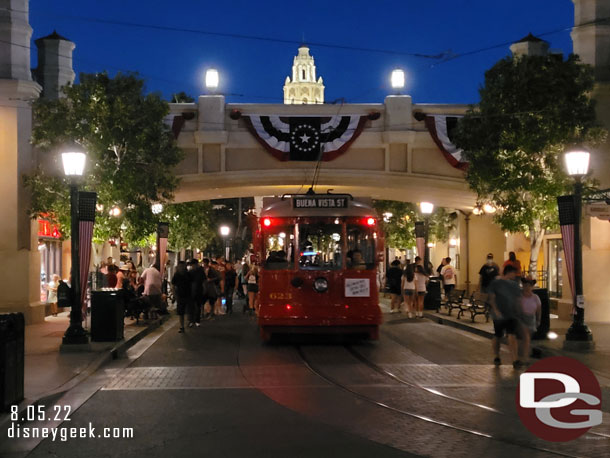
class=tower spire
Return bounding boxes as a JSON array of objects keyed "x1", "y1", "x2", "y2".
[{"x1": 283, "y1": 45, "x2": 325, "y2": 104}]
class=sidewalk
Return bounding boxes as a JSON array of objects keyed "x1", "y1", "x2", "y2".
[
  {"x1": 379, "y1": 297, "x2": 610, "y2": 379},
  {"x1": 1, "y1": 310, "x2": 168, "y2": 425}
]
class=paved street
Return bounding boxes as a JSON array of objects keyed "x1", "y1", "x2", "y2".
[{"x1": 3, "y1": 299, "x2": 609, "y2": 458}]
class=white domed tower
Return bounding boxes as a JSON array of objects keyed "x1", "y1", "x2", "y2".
[{"x1": 283, "y1": 45, "x2": 324, "y2": 104}]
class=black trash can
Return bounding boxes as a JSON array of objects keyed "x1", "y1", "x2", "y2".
[
  {"x1": 0, "y1": 313, "x2": 25, "y2": 411},
  {"x1": 424, "y1": 277, "x2": 442, "y2": 310},
  {"x1": 91, "y1": 289, "x2": 125, "y2": 342},
  {"x1": 532, "y1": 288, "x2": 551, "y2": 340}
]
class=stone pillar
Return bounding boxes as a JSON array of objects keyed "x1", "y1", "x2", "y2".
[
  {"x1": 0, "y1": 1, "x2": 43, "y2": 322},
  {"x1": 33, "y1": 31, "x2": 76, "y2": 100},
  {"x1": 572, "y1": 0, "x2": 610, "y2": 188}
]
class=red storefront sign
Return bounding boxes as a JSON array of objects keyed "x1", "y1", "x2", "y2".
[{"x1": 38, "y1": 219, "x2": 61, "y2": 239}]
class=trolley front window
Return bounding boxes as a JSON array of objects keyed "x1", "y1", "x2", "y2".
[
  {"x1": 346, "y1": 225, "x2": 376, "y2": 270},
  {"x1": 298, "y1": 223, "x2": 342, "y2": 270},
  {"x1": 264, "y1": 224, "x2": 295, "y2": 270}
]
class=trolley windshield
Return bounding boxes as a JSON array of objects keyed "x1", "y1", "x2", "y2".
[{"x1": 298, "y1": 223, "x2": 343, "y2": 270}]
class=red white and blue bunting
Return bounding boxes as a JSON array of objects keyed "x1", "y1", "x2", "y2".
[
  {"x1": 242, "y1": 114, "x2": 371, "y2": 161},
  {"x1": 423, "y1": 115, "x2": 468, "y2": 170}
]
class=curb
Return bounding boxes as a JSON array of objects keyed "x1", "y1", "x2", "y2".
[{"x1": 0, "y1": 314, "x2": 170, "y2": 430}]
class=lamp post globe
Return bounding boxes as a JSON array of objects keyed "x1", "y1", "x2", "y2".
[
  {"x1": 61, "y1": 148, "x2": 89, "y2": 346},
  {"x1": 565, "y1": 150, "x2": 590, "y2": 177},
  {"x1": 390, "y1": 68, "x2": 405, "y2": 92},
  {"x1": 205, "y1": 68, "x2": 219, "y2": 91}
]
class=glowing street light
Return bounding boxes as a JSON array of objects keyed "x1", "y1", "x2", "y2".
[
  {"x1": 205, "y1": 68, "x2": 219, "y2": 91},
  {"x1": 390, "y1": 68, "x2": 405, "y2": 91},
  {"x1": 151, "y1": 203, "x2": 163, "y2": 215},
  {"x1": 565, "y1": 149, "x2": 590, "y2": 177},
  {"x1": 419, "y1": 202, "x2": 434, "y2": 214},
  {"x1": 220, "y1": 225, "x2": 231, "y2": 260},
  {"x1": 220, "y1": 225, "x2": 230, "y2": 237},
  {"x1": 61, "y1": 151, "x2": 86, "y2": 176},
  {"x1": 61, "y1": 148, "x2": 89, "y2": 345},
  {"x1": 482, "y1": 203, "x2": 497, "y2": 214},
  {"x1": 109, "y1": 206, "x2": 122, "y2": 217},
  {"x1": 561, "y1": 148, "x2": 593, "y2": 348}
]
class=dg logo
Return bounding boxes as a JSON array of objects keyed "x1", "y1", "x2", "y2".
[{"x1": 516, "y1": 356, "x2": 602, "y2": 441}]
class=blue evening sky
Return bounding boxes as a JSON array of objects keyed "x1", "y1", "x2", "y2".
[{"x1": 31, "y1": 0, "x2": 575, "y2": 105}]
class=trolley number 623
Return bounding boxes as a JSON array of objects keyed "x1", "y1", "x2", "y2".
[{"x1": 269, "y1": 292, "x2": 292, "y2": 300}]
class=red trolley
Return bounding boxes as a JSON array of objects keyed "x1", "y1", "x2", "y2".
[{"x1": 253, "y1": 193, "x2": 383, "y2": 342}]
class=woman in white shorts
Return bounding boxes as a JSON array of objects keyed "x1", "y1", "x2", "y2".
[{"x1": 402, "y1": 265, "x2": 416, "y2": 318}]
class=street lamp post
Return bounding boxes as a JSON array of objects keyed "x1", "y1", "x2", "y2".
[
  {"x1": 205, "y1": 68, "x2": 219, "y2": 93},
  {"x1": 390, "y1": 69, "x2": 405, "y2": 94},
  {"x1": 420, "y1": 202, "x2": 434, "y2": 274},
  {"x1": 563, "y1": 150, "x2": 594, "y2": 347},
  {"x1": 61, "y1": 151, "x2": 88, "y2": 345},
  {"x1": 220, "y1": 225, "x2": 230, "y2": 261}
]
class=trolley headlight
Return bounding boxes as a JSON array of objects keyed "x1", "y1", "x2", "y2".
[{"x1": 313, "y1": 277, "x2": 329, "y2": 293}]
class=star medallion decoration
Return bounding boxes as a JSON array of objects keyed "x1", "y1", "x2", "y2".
[{"x1": 290, "y1": 123, "x2": 320, "y2": 154}]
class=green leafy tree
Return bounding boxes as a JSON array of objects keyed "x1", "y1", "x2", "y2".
[
  {"x1": 373, "y1": 200, "x2": 456, "y2": 250},
  {"x1": 454, "y1": 53, "x2": 606, "y2": 272},
  {"x1": 171, "y1": 91, "x2": 195, "y2": 103},
  {"x1": 162, "y1": 201, "x2": 215, "y2": 251},
  {"x1": 28, "y1": 72, "x2": 184, "y2": 245}
]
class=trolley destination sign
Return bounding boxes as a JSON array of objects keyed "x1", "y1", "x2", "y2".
[{"x1": 292, "y1": 195, "x2": 349, "y2": 209}]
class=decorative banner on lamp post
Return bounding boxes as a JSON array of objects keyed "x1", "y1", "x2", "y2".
[
  {"x1": 557, "y1": 195, "x2": 576, "y2": 309},
  {"x1": 78, "y1": 192, "x2": 97, "y2": 318},
  {"x1": 414, "y1": 221, "x2": 425, "y2": 259},
  {"x1": 157, "y1": 222, "x2": 169, "y2": 279}
]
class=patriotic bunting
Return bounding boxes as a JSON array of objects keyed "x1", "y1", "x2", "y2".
[
  {"x1": 422, "y1": 115, "x2": 468, "y2": 170},
  {"x1": 243, "y1": 114, "x2": 370, "y2": 161}
]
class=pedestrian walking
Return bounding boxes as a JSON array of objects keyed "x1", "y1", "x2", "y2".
[
  {"x1": 478, "y1": 253, "x2": 500, "y2": 293},
  {"x1": 413, "y1": 264, "x2": 428, "y2": 318},
  {"x1": 202, "y1": 258, "x2": 220, "y2": 320},
  {"x1": 140, "y1": 264, "x2": 163, "y2": 317},
  {"x1": 487, "y1": 264, "x2": 524, "y2": 368},
  {"x1": 188, "y1": 259, "x2": 205, "y2": 327},
  {"x1": 246, "y1": 265, "x2": 259, "y2": 315},
  {"x1": 46, "y1": 274, "x2": 60, "y2": 316},
  {"x1": 440, "y1": 257, "x2": 456, "y2": 297},
  {"x1": 386, "y1": 260, "x2": 403, "y2": 313},
  {"x1": 520, "y1": 275, "x2": 542, "y2": 363},
  {"x1": 502, "y1": 251, "x2": 522, "y2": 277},
  {"x1": 171, "y1": 261, "x2": 191, "y2": 333},
  {"x1": 223, "y1": 260, "x2": 238, "y2": 314},
  {"x1": 240, "y1": 263, "x2": 250, "y2": 306},
  {"x1": 401, "y1": 264, "x2": 416, "y2": 318}
]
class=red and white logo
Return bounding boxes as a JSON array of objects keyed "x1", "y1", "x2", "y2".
[{"x1": 516, "y1": 356, "x2": 602, "y2": 441}]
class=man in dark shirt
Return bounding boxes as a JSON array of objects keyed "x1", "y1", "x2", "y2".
[
  {"x1": 202, "y1": 258, "x2": 220, "y2": 320},
  {"x1": 188, "y1": 259, "x2": 205, "y2": 327},
  {"x1": 479, "y1": 253, "x2": 500, "y2": 292},
  {"x1": 223, "y1": 261, "x2": 238, "y2": 314},
  {"x1": 171, "y1": 261, "x2": 191, "y2": 333},
  {"x1": 487, "y1": 264, "x2": 523, "y2": 368}
]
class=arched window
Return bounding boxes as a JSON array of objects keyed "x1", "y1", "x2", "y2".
[{"x1": 302, "y1": 69, "x2": 306, "y2": 80}]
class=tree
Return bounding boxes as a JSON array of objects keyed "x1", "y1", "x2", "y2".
[
  {"x1": 171, "y1": 91, "x2": 195, "y2": 103},
  {"x1": 162, "y1": 201, "x2": 216, "y2": 251},
  {"x1": 454, "y1": 53, "x2": 606, "y2": 272},
  {"x1": 373, "y1": 200, "x2": 457, "y2": 250},
  {"x1": 28, "y1": 72, "x2": 184, "y2": 246}
]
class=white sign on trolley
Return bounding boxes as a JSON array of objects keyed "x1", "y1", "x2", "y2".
[{"x1": 345, "y1": 278, "x2": 370, "y2": 297}]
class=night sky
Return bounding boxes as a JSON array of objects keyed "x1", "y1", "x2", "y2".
[{"x1": 31, "y1": 0, "x2": 575, "y2": 105}]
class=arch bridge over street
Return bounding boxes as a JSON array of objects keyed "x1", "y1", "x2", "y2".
[{"x1": 168, "y1": 96, "x2": 476, "y2": 210}]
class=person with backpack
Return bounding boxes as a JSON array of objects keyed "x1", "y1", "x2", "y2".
[
  {"x1": 386, "y1": 260, "x2": 404, "y2": 313},
  {"x1": 440, "y1": 257, "x2": 456, "y2": 297}
]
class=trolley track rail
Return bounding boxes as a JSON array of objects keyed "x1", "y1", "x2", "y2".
[{"x1": 296, "y1": 345, "x2": 584, "y2": 458}]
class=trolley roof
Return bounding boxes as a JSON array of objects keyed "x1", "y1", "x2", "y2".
[{"x1": 261, "y1": 195, "x2": 377, "y2": 218}]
